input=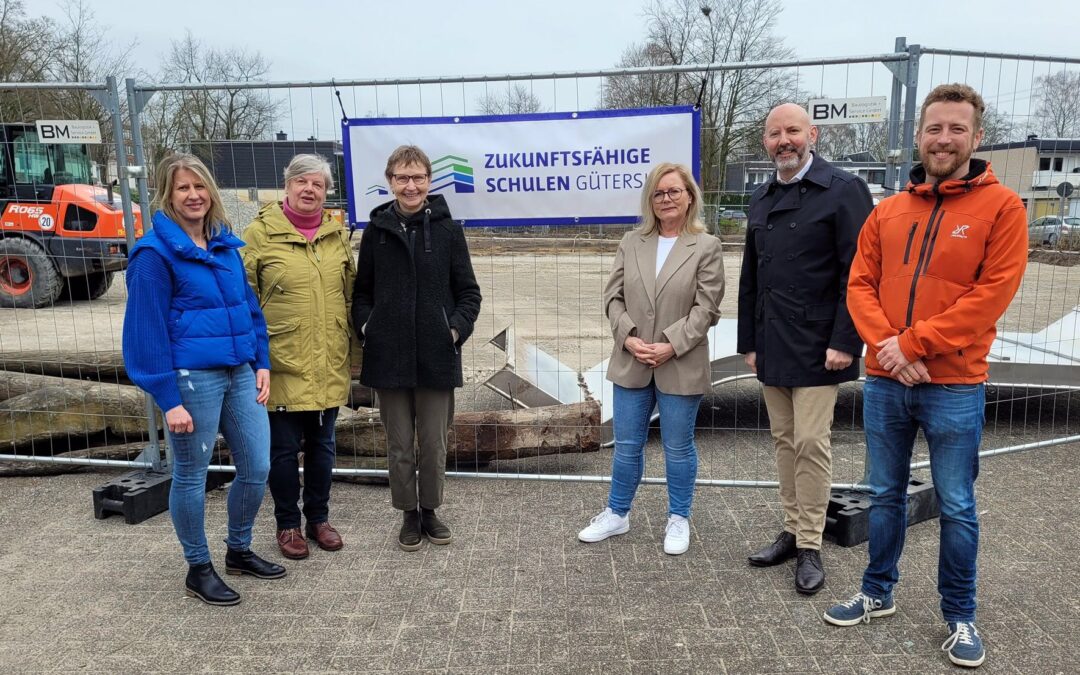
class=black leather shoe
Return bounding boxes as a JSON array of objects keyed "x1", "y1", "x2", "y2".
[
  {"x1": 795, "y1": 548, "x2": 825, "y2": 595},
  {"x1": 421, "y1": 508, "x2": 453, "y2": 545},
  {"x1": 399, "y1": 509, "x2": 423, "y2": 551},
  {"x1": 185, "y1": 563, "x2": 240, "y2": 606},
  {"x1": 224, "y1": 548, "x2": 287, "y2": 579},
  {"x1": 748, "y1": 531, "x2": 797, "y2": 567}
]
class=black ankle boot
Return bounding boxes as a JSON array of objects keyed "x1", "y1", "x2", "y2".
[
  {"x1": 225, "y1": 548, "x2": 287, "y2": 579},
  {"x1": 185, "y1": 563, "x2": 240, "y2": 606},
  {"x1": 421, "y1": 508, "x2": 452, "y2": 545},
  {"x1": 399, "y1": 509, "x2": 422, "y2": 552}
]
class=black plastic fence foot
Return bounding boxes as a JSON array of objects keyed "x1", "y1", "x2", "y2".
[
  {"x1": 824, "y1": 479, "x2": 940, "y2": 547},
  {"x1": 93, "y1": 470, "x2": 235, "y2": 525},
  {"x1": 92, "y1": 470, "x2": 171, "y2": 524}
]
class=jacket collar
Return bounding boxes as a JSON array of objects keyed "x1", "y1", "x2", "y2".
[
  {"x1": 906, "y1": 158, "x2": 997, "y2": 197},
  {"x1": 369, "y1": 193, "x2": 453, "y2": 231},
  {"x1": 151, "y1": 210, "x2": 242, "y2": 263},
  {"x1": 766, "y1": 152, "x2": 832, "y2": 193},
  {"x1": 635, "y1": 227, "x2": 698, "y2": 306}
]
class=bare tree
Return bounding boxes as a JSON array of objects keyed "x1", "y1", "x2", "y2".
[
  {"x1": 1032, "y1": 70, "x2": 1080, "y2": 138},
  {"x1": 601, "y1": 0, "x2": 796, "y2": 194},
  {"x1": 980, "y1": 105, "x2": 1019, "y2": 146},
  {"x1": 45, "y1": 0, "x2": 136, "y2": 173},
  {"x1": 815, "y1": 121, "x2": 889, "y2": 162},
  {"x1": 476, "y1": 83, "x2": 544, "y2": 115},
  {"x1": 0, "y1": 0, "x2": 58, "y2": 120},
  {"x1": 142, "y1": 31, "x2": 281, "y2": 167}
]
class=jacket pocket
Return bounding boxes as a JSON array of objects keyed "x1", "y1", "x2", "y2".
[
  {"x1": 260, "y1": 270, "x2": 287, "y2": 309},
  {"x1": 442, "y1": 307, "x2": 459, "y2": 354},
  {"x1": 331, "y1": 316, "x2": 351, "y2": 370},
  {"x1": 267, "y1": 318, "x2": 303, "y2": 374}
]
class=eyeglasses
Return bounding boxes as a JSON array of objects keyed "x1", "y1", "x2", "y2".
[
  {"x1": 652, "y1": 187, "x2": 685, "y2": 203},
  {"x1": 391, "y1": 174, "x2": 430, "y2": 186}
]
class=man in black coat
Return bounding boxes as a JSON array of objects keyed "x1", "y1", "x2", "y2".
[{"x1": 737, "y1": 103, "x2": 873, "y2": 594}]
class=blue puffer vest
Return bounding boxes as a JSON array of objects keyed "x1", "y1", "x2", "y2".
[{"x1": 129, "y1": 211, "x2": 261, "y2": 369}]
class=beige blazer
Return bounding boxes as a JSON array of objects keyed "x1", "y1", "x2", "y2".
[{"x1": 604, "y1": 228, "x2": 725, "y2": 395}]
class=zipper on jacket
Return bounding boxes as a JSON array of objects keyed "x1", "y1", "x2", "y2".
[
  {"x1": 902, "y1": 222, "x2": 918, "y2": 264},
  {"x1": 905, "y1": 195, "x2": 945, "y2": 328}
]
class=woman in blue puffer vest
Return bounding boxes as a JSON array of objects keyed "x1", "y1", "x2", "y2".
[{"x1": 122, "y1": 153, "x2": 286, "y2": 606}]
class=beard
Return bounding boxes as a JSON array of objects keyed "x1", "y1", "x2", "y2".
[
  {"x1": 923, "y1": 146, "x2": 973, "y2": 181},
  {"x1": 771, "y1": 143, "x2": 806, "y2": 173}
]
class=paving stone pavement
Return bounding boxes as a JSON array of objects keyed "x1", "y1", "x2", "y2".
[{"x1": 1, "y1": 434, "x2": 1077, "y2": 674}]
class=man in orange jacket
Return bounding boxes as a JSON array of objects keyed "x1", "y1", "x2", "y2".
[{"x1": 823, "y1": 84, "x2": 1028, "y2": 670}]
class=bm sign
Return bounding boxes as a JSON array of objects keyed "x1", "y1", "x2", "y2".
[
  {"x1": 35, "y1": 120, "x2": 102, "y2": 144},
  {"x1": 807, "y1": 97, "x2": 888, "y2": 126}
]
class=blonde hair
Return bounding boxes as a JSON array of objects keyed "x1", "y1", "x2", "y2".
[
  {"x1": 637, "y1": 162, "x2": 704, "y2": 236},
  {"x1": 152, "y1": 153, "x2": 231, "y2": 238},
  {"x1": 284, "y1": 153, "x2": 334, "y2": 191}
]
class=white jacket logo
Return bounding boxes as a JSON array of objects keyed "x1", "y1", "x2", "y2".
[{"x1": 951, "y1": 224, "x2": 970, "y2": 239}]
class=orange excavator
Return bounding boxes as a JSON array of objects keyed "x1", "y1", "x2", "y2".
[{"x1": 0, "y1": 123, "x2": 142, "y2": 308}]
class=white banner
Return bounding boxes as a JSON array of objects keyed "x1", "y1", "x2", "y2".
[
  {"x1": 807, "y1": 96, "x2": 888, "y2": 126},
  {"x1": 342, "y1": 107, "x2": 700, "y2": 227},
  {"x1": 35, "y1": 119, "x2": 102, "y2": 144}
]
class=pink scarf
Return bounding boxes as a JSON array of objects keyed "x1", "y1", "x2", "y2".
[{"x1": 282, "y1": 198, "x2": 322, "y2": 241}]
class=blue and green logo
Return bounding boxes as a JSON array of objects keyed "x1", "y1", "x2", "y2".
[
  {"x1": 430, "y1": 155, "x2": 474, "y2": 194},
  {"x1": 365, "y1": 184, "x2": 389, "y2": 196}
]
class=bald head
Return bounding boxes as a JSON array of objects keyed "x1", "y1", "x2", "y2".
[
  {"x1": 763, "y1": 103, "x2": 818, "y2": 181},
  {"x1": 766, "y1": 103, "x2": 812, "y2": 129}
]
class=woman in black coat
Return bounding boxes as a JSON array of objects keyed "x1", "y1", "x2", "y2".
[{"x1": 352, "y1": 145, "x2": 482, "y2": 551}]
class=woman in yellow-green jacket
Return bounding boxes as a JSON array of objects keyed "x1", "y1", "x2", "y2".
[{"x1": 241, "y1": 154, "x2": 357, "y2": 561}]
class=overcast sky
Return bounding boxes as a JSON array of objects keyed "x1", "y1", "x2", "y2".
[
  {"x1": 31, "y1": 0, "x2": 1080, "y2": 137},
  {"x1": 39, "y1": 0, "x2": 1075, "y2": 78}
]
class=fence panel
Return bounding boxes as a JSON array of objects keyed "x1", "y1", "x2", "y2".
[{"x1": 3, "y1": 40, "x2": 1078, "y2": 492}]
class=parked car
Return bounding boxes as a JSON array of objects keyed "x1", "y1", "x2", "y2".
[
  {"x1": 1028, "y1": 215, "x2": 1080, "y2": 247},
  {"x1": 720, "y1": 209, "x2": 748, "y2": 221}
]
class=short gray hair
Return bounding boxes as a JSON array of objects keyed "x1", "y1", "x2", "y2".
[{"x1": 283, "y1": 153, "x2": 334, "y2": 191}]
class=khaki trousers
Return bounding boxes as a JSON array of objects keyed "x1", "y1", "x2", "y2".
[
  {"x1": 761, "y1": 384, "x2": 839, "y2": 550},
  {"x1": 376, "y1": 388, "x2": 455, "y2": 511}
]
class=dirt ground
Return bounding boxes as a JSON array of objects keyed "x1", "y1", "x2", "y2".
[{"x1": 1, "y1": 244, "x2": 1075, "y2": 365}]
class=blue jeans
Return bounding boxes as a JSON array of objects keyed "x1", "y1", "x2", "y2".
[
  {"x1": 267, "y1": 407, "x2": 339, "y2": 529},
  {"x1": 169, "y1": 366, "x2": 271, "y2": 565},
  {"x1": 608, "y1": 382, "x2": 702, "y2": 518},
  {"x1": 860, "y1": 376, "x2": 984, "y2": 622}
]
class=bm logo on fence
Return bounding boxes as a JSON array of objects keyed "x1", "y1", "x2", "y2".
[{"x1": 364, "y1": 155, "x2": 475, "y2": 198}]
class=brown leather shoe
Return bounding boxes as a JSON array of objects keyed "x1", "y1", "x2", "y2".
[
  {"x1": 276, "y1": 527, "x2": 309, "y2": 560},
  {"x1": 305, "y1": 521, "x2": 344, "y2": 551}
]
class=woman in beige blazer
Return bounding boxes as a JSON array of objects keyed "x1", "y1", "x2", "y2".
[{"x1": 578, "y1": 163, "x2": 725, "y2": 555}]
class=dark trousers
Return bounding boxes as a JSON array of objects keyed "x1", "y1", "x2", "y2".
[
  {"x1": 376, "y1": 388, "x2": 454, "y2": 511},
  {"x1": 267, "y1": 407, "x2": 339, "y2": 530}
]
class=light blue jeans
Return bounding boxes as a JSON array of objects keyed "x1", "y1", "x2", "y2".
[
  {"x1": 860, "y1": 375, "x2": 984, "y2": 622},
  {"x1": 169, "y1": 365, "x2": 270, "y2": 565},
  {"x1": 608, "y1": 382, "x2": 702, "y2": 518}
]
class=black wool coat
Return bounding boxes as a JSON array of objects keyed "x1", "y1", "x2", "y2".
[
  {"x1": 736, "y1": 154, "x2": 872, "y2": 387},
  {"x1": 352, "y1": 194, "x2": 482, "y2": 390}
]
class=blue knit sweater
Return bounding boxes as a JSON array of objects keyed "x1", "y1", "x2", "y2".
[{"x1": 122, "y1": 211, "x2": 270, "y2": 411}]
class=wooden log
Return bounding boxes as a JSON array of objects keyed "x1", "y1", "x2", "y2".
[
  {"x1": 334, "y1": 400, "x2": 601, "y2": 462},
  {"x1": 0, "y1": 349, "x2": 129, "y2": 383},
  {"x1": 1, "y1": 380, "x2": 154, "y2": 448}
]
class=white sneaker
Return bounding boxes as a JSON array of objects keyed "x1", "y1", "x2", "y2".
[
  {"x1": 578, "y1": 508, "x2": 630, "y2": 543},
  {"x1": 664, "y1": 515, "x2": 690, "y2": 555}
]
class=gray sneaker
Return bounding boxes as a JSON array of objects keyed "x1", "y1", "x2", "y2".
[{"x1": 823, "y1": 591, "x2": 896, "y2": 626}]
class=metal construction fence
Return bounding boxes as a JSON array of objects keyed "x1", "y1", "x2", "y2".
[{"x1": 2, "y1": 38, "x2": 1079, "y2": 492}]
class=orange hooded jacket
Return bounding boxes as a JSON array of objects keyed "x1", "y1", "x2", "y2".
[{"x1": 847, "y1": 160, "x2": 1028, "y2": 383}]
